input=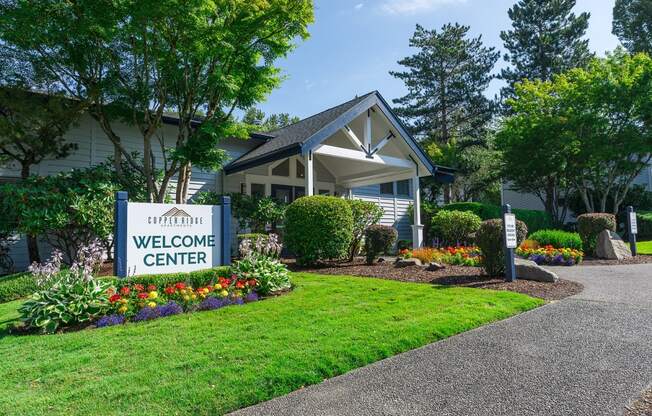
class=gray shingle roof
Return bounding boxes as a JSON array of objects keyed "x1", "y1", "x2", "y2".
[{"x1": 226, "y1": 92, "x2": 375, "y2": 170}]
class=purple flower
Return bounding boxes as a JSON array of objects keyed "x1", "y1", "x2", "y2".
[
  {"x1": 565, "y1": 258, "x2": 575, "y2": 266},
  {"x1": 96, "y1": 314, "x2": 125, "y2": 328},
  {"x1": 156, "y1": 301, "x2": 183, "y2": 317},
  {"x1": 232, "y1": 297, "x2": 244, "y2": 305},
  {"x1": 245, "y1": 292, "x2": 259, "y2": 303},
  {"x1": 133, "y1": 306, "x2": 161, "y2": 322},
  {"x1": 197, "y1": 297, "x2": 230, "y2": 311}
]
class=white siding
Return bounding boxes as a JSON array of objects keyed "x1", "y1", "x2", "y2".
[{"x1": 352, "y1": 183, "x2": 414, "y2": 242}]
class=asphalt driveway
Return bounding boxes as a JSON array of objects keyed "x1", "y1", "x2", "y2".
[{"x1": 232, "y1": 264, "x2": 652, "y2": 416}]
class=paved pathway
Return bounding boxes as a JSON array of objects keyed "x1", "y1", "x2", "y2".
[{"x1": 232, "y1": 264, "x2": 652, "y2": 416}]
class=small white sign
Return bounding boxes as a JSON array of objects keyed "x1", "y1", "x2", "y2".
[
  {"x1": 125, "y1": 202, "x2": 222, "y2": 276},
  {"x1": 504, "y1": 213, "x2": 518, "y2": 249},
  {"x1": 630, "y1": 212, "x2": 638, "y2": 235}
]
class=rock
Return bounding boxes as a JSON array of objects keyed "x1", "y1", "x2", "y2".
[
  {"x1": 514, "y1": 258, "x2": 559, "y2": 283},
  {"x1": 395, "y1": 258, "x2": 422, "y2": 267},
  {"x1": 426, "y1": 262, "x2": 446, "y2": 271},
  {"x1": 377, "y1": 257, "x2": 385, "y2": 263},
  {"x1": 595, "y1": 230, "x2": 632, "y2": 260}
]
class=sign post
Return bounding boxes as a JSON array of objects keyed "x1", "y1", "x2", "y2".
[
  {"x1": 113, "y1": 192, "x2": 231, "y2": 277},
  {"x1": 627, "y1": 206, "x2": 638, "y2": 257},
  {"x1": 502, "y1": 204, "x2": 517, "y2": 282}
]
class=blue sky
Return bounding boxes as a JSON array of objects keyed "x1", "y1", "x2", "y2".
[{"x1": 256, "y1": 0, "x2": 620, "y2": 119}]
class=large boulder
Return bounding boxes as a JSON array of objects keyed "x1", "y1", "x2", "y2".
[
  {"x1": 595, "y1": 230, "x2": 632, "y2": 260},
  {"x1": 395, "y1": 258, "x2": 422, "y2": 267},
  {"x1": 514, "y1": 258, "x2": 559, "y2": 283}
]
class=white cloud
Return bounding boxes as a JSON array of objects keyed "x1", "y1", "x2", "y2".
[
  {"x1": 354, "y1": 3, "x2": 364, "y2": 10},
  {"x1": 379, "y1": 0, "x2": 466, "y2": 15}
]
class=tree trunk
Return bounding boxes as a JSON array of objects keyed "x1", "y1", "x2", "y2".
[
  {"x1": 143, "y1": 134, "x2": 154, "y2": 203},
  {"x1": 443, "y1": 184, "x2": 451, "y2": 204},
  {"x1": 113, "y1": 142, "x2": 122, "y2": 177},
  {"x1": 176, "y1": 162, "x2": 192, "y2": 204}
]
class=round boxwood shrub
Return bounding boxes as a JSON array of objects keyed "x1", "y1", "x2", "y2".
[
  {"x1": 528, "y1": 229, "x2": 583, "y2": 250},
  {"x1": 431, "y1": 210, "x2": 482, "y2": 245},
  {"x1": 476, "y1": 219, "x2": 528, "y2": 277},
  {"x1": 284, "y1": 196, "x2": 353, "y2": 265},
  {"x1": 577, "y1": 213, "x2": 616, "y2": 255},
  {"x1": 364, "y1": 225, "x2": 398, "y2": 264}
]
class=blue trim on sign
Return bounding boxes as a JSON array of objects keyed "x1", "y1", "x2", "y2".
[
  {"x1": 114, "y1": 191, "x2": 129, "y2": 278},
  {"x1": 221, "y1": 195, "x2": 232, "y2": 266}
]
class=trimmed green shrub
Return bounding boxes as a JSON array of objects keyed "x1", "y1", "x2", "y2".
[
  {"x1": 0, "y1": 272, "x2": 37, "y2": 303},
  {"x1": 108, "y1": 266, "x2": 232, "y2": 288},
  {"x1": 577, "y1": 213, "x2": 616, "y2": 254},
  {"x1": 476, "y1": 219, "x2": 528, "y2": 276},
  {"x1": 441, "y1": 202, "x2": 553, "y2": 233},
  {"x1": 345, "y1": 199, "x2": 383, "y2": 261},
  {"x1": 636, "y1": 211, "x2": 652, "y2": 240},
  {"x1": 431, "y1": 210, "x2": 482, "y2": 245},
  {"x1": 364, "y1": 225, "x2": 397, "y2": 264},
  {"x1": 441, "y1": 202, "x2": 501, "y2": 220},
  {"x1": 284, "y1": 196, "x2": 353, "y2": 265},
  {"x1": 528, "y1": 229, "x2": 583, "y2": 250}
]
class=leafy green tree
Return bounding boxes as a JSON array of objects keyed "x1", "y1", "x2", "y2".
[
  {"x1": 345, "y1": 199, "x2": 383, "y2": 261},
  {"x1": 497, "y1": 50, "x2": 652, "y2": 218},
  {"x1": 242, "y1": 108, "x2": 300, "y2": 132},
  {"x1": 0, "y1": 87, "x2": 82, "y2": 263},
  {"x1": 613, "y1": 0, "x2": 652, "y2": 54},
  {"x1": 500, "y1": 0, "x2": 592, "y2": 98},
  {"x1": 0, "y1": 0, "x2": 314, "y2": 203}
]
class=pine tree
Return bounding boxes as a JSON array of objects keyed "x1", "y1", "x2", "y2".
[
  {"x1": 391, "y1": 23, "x2": 499, "y2": 145},
  {"x1": 613, "y1": 0, "x2": 652, "y2": 54},
  {"x1": 500, "y1": 0, "x2": 592, "y2": 97}
]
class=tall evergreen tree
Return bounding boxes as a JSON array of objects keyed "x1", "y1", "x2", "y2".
[
  {"x1": 500, "y1": 0, "x2": 592, "y2": 97},
  {"x1": 391, "y1": 23, "x2": 498, "y2": 146},
  {"x1": 391, "y1": 23, "x2": 499, "y2": 203},
  {"x1": 613, "y1": 0, "x2": 652, "y2": 54}
]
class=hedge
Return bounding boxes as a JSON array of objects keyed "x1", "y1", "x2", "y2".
[
  {"x1": 637, "y1": 211, "x2": 652, "y2": 240},
  {"x1": 0, "y1": 267, "x2": 231, "y2": 304},
  {"x1": 441, "y1": 202, "x2": 553, "y2": 233},
  {"x1": 476, "y1": 219, "x2": 528, "y2": 277},
  {"x1": 431, "y1": 210, "x2": 481, "y2": 245},
  {"x1": 364, "y1": 225, "x2": 397, "y2": 264},
  {"x1": 284, "y1": 196, "x2": 353, "y2": 265},
  {"x1": 528, "y1": 229, "x2": 583, "y2": 250}
]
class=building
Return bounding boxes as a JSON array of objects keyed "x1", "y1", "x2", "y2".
[{"x1": 1, "y1": 90, "x2": 453, "y2": 270}]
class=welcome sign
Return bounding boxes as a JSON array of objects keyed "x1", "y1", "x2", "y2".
[{"x1": 114, "y1": 192, "x2": 231, "y2": 277}]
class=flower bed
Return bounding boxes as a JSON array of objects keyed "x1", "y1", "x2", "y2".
[
  {"x1": 516, "y1": 244, "x2": 583, "y2": 266},
  {"x1": 399, "y1": 246, "x2": 482, "y2": 267}
]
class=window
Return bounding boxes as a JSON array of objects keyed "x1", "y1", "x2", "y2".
[
  {"x1": 318, "y1": 189, "x2": 330, "y2": 195},
  {"x1": 251, "y1": 183, "x2": 265, "y2": 198},
  {"x1": 240, "y1": 183, "x2": 246, "y2": 195},
  {"x1": 296, "y1": 160, "x2": 305, "y2": 178},
  {"x1": 271, "y1": 159, "x2": 290, "y2": 177},
  {"x1": 380, "y1": 182, "x2": 394, "y2": 195},
  {"x1": 396, "y1": 179, "x2": 410, "y2": 196}
]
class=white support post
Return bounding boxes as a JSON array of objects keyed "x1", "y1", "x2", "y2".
[
  {"x1": 411, "y1": 175, "x2": 424, "y2": 248},
  {"x1": 364, "y1": 109, "x2": 372, "y2": 154},
  {"x1": 305, "y1": 152, "x2": 314, "y2": 196}
]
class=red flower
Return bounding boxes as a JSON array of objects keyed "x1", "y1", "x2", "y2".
[
  {"x1": 247, "y1": 279, "x2": 257, "y2": 287},
  {"x1": 147, "y1": 284, "x2": 157, "y2": 292},
  {"x1": 137, "y1": 293, "x2": 148, "y2": 299},
  {"x1": 175, "y1": 282, "x2": 186, "y2": 290},
  {"x1": 134, "y1": 284, "x2": 145, "y2": 292},
  {"x1": 231, "y1": 274, "x2": 237, "y2": 280},
  {"x1": 236, "y1": 281, "x2": 245, "y2": 289},
  {"x1": 109, "y1": 294, "x2": 121, "y2": 303},
  {"x1": 120, "y1": 287, "x2": 131, "y2": 295},
  {"x1": 164, "y1": 287, "x2": 176, "y2": 295}
]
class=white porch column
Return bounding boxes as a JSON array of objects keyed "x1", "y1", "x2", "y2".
[
  {"x1": 305, "y1": 152, "x2": 314, "y2": 196},
  {"x1": 411, "y1": 175, "x2": 424, "y2": 248}
]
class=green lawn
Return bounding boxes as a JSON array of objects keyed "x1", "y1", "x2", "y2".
[
  {"x1": 637, "y1": 240, "x2": 652, "y2": 255},
  {"x1": 0, "y1": 273, "x2": 542, "y2": 416}
]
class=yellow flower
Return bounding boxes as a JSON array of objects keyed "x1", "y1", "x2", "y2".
[
  {"x1": 220, "y1": 290, "x2": 228, "y2": 297},
  {"x1": 191, "y1": 294, "x2": 197, "y2": 300},
  {"x1": 213, "y1": 284, "x2": 221, "y2": 290},
  {"x1": 118, "y1": 306, "x2": 128, "y2": 314},
  {"x1": 120, "y1": 298, "x2": 128, "y2": 304},
  {"x1": 148, "y1": 291, "x2": 158, "y2": 299},
  {"x1": 148, "y1": 301, "x2": 156, "y2": 308},
  {"x1": 183, "y1": 295, "x2": 190, "y2": 301}
]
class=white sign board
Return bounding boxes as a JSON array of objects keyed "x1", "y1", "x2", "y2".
[
  {"x1": 125, "y1": 202, "x2": 222, "y2": 276},
  {"x1": 630, "y1": 212, "x2": 638, "y2": 235},
  {"x1": 504, "y1": 213, "x2": 518, "y2": 249}
]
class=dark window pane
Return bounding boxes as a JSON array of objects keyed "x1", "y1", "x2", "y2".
[
  {"x1": 251, "y1": 183, "x2": 265, "y2": 198},
  {"x1": 396, "y1": 180, "x2": 410, "y2": 196},
  {"x1": 296, "y1": 160, "x2": 305, "y2": 178},
  {"x1": 272, "y1": 159, "x2": 290, "y2": 177},
  {"x1": 318, "y1": 189, "x2": 330, "y2": 195},
  {"x1": 380, "y1": 182, "x2": 394, "y2": 195}
]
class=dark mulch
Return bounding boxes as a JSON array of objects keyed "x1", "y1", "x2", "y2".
[
  {"x1": 581, "y1": 255, "x2": 652, "y2": 266},
  {"x1": 289, "y1": 259, "x2": 583, "y2": 302},
  {"x1": 625, "y1": 387, "x2": 652, "y2": 416}
]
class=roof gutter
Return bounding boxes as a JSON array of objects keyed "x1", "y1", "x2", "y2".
[{"x1": 223, "y1": 143, "x2": 302, "y2": 175}]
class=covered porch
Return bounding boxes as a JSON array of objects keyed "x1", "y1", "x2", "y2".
[{"x1": 223, "y1": 91, "x2": 454, "y2": 247}]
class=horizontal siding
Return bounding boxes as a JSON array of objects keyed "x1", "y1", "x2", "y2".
[{"x1": 352, "y1": 183, "x2": 414, "y2": 242}]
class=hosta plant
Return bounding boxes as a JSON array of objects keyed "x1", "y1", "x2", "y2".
[
  {"x1": 19, "y1": 272, "x2": 113, "y2": 333},
  {"x1": 231, "y1": 255, "x2": 291, "y2": 296}
]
